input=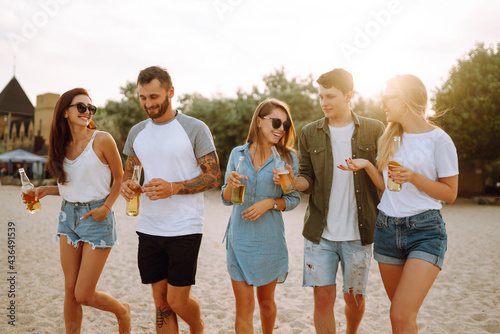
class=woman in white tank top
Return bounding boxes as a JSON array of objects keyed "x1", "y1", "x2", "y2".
[{"x1": 29, "y1": 88, "x2": 131, "y2": 333}]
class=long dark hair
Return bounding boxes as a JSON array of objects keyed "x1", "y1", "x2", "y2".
[
  {"x1": 246, "y1": 98, "x2": 296, "y2": 163},
  {"x1": 46, "y1": 88, "x2": 97, "y2": 184}
]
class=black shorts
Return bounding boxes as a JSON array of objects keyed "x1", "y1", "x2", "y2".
[{"x1": 137, "y1": 232, "x2": 202, "y2": 286}]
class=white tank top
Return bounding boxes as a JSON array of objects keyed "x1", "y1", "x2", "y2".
[{"x1": 58, "y1": 131, "x2": 112, "y2": 203}]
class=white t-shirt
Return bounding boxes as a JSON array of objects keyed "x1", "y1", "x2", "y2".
[
  {"x1": 123, "y1": 112, "x2": 216, "y2": 237},
  {"x1": 323, "y1": 123, "x2": 360, "y2": 241},
  {"x1": 378, "y1": 128, "x2": 459, "y2": 217}
]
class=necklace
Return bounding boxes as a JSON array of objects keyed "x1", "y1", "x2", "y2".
[{"x1": 250, "y1": 143, "x2": 271, "y2": 171}]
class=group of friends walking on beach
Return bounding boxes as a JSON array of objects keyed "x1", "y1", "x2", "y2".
[{"x1": 27, "y1": 65, "x2": 458, "y2": 334}]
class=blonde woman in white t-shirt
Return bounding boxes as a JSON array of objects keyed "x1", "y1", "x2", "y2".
[
  {"x1": 339, "y1": 74, "x2": 459, "y2": 333},
  {"x1": 29, "y1": 88, "x2": 131, "y2": 333}
]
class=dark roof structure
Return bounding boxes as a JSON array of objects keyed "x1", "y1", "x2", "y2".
[{"x1": 0, "y1": 77, "x2": 34, "y2": 116}]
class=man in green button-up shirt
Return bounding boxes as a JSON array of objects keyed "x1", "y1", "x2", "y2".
[{"x1": 283, "y1": 69, "x2": 384, "y2": 333}]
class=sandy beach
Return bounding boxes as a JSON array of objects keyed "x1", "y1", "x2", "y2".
[{"x1": 1, "y1": 185, "x2": 499, "y2": 333}]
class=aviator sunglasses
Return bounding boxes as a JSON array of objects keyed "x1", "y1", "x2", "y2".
[
  {"x1": 69, "y1": 102, "x2": 97, "y2": 115},
  {"x1": 260, "y1": 117, "x2": 291, "y2": 131}
]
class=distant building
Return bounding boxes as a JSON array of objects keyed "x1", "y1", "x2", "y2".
[{"x1": 0, "y1": 76, "x2": 59, "y2": 155}]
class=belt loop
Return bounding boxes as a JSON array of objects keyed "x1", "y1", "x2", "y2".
[
  {"x1": 384, "y1": 213, "x2": 388, "y2": 227},
  {"x1": 406, "y1": 216, "x2": 411, "y2": 228}
]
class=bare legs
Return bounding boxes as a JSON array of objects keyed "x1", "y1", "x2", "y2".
[
  {"x1": 313, "y1": 285, "x2": 336, "y2": 334},
  {"x1": 231, "y1": 279, "x2": 278, "y2": 334},
  {"x1": 313, "y1": 285, "x2": 365, "y2": 334},
  {"x1": 151, "y1": 279, "x2": 203, "y2": 334},
  {"x1": 59, "y1": 236, "x2": 131, "y2": 334},
  {"x1": 379, "y1": 259, "x2": 440, "y2": 333},
  {"x1": 232, "y1": 280, "x2": 254, "y2": 333}
]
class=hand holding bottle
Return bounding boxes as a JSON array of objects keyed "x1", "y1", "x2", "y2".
[
  {"x1": 19, "y1": 168, "x2": 42, "y2": 214},
  {"x1": 227, "y1": 171, "x2": 248, "y2": 188},
  {"x1": 272, "y1": 163, "x2": 295, "y2": 185},
  {"x1": 126, "y1": 166, "x2": 142, "y2": 216},
  {"x1": 231, "y1": 156, "x2": 247, "y2": 205},
  {"x1": 271, "y1": 146, "x2": 295, "y2": 193},
  {"x1": 388, "y1": 166, "x2": 415, "y2": 186}
]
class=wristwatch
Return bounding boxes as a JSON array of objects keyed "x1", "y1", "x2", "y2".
[{"x1": 273, "y1": 199, "x2": 278, "y2": 210}]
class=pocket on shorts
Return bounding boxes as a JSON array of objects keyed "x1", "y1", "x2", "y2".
[
  {"x1": 375, "y1": 214, "x2": 386, "y2": 229},
  {"x1": 410, "y1": 215, "x2": 444, "y2": 231},
  {"x1": 304, "y1": 238, "x2": 313, "y2": 252}
]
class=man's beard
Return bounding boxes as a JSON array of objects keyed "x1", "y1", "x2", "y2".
[{"x1": 145, "y1": 97, "x2": 170, "y2": 120}]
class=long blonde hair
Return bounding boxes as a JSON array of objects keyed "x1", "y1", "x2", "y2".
[
  {"x1": 246, "y1": 98, "x2": 296, "y2": 163},
  {"x1": 377, "y1": 75, "x2": 429, "y2": 171}
]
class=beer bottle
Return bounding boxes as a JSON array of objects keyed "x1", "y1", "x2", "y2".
[
  {"x1": 231, "y1": 156, "x2": 246, "y2": 205},
  {"x1": 387, "y1": 136, "x2": 404, "y2": 192},
  {"x1": 271, "y1": 146, "x2": 295, "y2": 194},
  {"x1": 19, "y1": 168, "x2": 42, "y2": 214},
  {"x1": 126, "y1": 165, "x2": 142, "y2": 216}
]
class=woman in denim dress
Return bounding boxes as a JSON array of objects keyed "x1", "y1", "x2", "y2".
[
  {"x1": 221, "y1": 98, "x2": 300, "y2": 333},
  {"x1": 30, "y1": 88, "x2": 131, "y2": 333},
  {"x1": 339, "y1": 75, "x2": 459, "y2": 333}
]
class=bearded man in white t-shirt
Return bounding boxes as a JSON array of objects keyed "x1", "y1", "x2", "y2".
[{"x1": 121, "y1": 66, "x2": 221, "y2": 333}]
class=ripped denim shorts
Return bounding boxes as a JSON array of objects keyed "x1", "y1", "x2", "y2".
[
  {"x1": 56, "y1": 197, "x2": 116, "y2": 249},
  {"x1": 303, "y1": 238, "x2": 372, "y2": 296}
]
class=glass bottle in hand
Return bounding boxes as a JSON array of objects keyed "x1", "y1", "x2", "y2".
[{"x1": 231, "y1": 156, "x2": 246, "y2": 205}]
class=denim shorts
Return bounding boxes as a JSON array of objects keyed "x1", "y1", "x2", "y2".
[
  {"x1": 374, "y1": 210, "x2": 447, "y2": 269},
  {"x1": 303, "y1": 238, "x2": 372, "y2": 296},
  {"x1": 56, "y1": 197, "x2": 117, "y2": 249}
]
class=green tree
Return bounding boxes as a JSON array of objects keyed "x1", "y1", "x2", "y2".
[
  {"x1": 433, "y1": 43, "x2": 500, "y2": 162},
  {"x1": 178, "y1": 92, "x2": 252, "y2": 173},
  {"x1": 258, "y1": 67, "x2": 322, "y2": 132},
  {"x1": 178, "y1": 68, "x2": 323, "y2": 173},
  {"x1": 352, "y1": 94, "x2": 386, "y2": 125}
]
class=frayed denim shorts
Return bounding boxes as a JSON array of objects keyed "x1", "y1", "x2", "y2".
[
  {"x1": 56, "y1": 197, "x2": 117, "y2": 249},
  {"x1": 303, "y1": 238, "x2": 372, "y2": 296},
  {"x1": 374, "y1": 210, "x2": 447, "y2": 269}
]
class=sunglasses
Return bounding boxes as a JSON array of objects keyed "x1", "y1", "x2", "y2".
[
  {"x1": 381, "y1": 94, "x2": 399, "y2": 104},
  {"x1": 260, "y1": 117, "x2": 291, "y2": 131},
  {"x1": 69, "y1": 102, "x2": 97, "y2": 115}
]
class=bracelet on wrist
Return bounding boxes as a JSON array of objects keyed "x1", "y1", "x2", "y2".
[
  {"x1": 103, "y1": 204, "x2": 111, "y2": 211},
  {"x1": 168, "y1": 182, "x2": 174, "y2": 199}
]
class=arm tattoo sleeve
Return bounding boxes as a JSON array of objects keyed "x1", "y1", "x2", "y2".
[
  {"x1": 124, "y1": 156, "x2": 141, "y2": 181},
  {"x1": 176, "y1": 151, "x2": 221, "y2": 195}
]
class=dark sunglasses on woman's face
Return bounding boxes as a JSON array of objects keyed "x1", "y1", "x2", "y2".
[
  {"x1": 381, "y1": 94, "x2": 399, "y2": 105},
  {"x1": 260, "y1": 117, "x2": 291, "y2": 131},
  {"x1": 69, "y1": 102, "x2": 97, "y2": 115}
]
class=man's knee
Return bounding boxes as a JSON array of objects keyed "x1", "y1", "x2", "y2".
[
  {"x1": 344, "y1": 292, "x2": 365, "y2": 312},
  {"x1": 151, "y1": 280, "x2": 169, "y2": 307},
  {"x1": 166, "y1": 286, "x2": 191, "y2": 312},
  {"x1": 314, "y1": 286, "x2": 336, "y2": 311}
]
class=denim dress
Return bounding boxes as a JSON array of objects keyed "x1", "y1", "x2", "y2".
[{"x1": 221, "y1": 144, "x2": 300, "y2": 287}]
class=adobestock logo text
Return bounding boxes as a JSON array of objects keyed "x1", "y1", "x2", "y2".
[
  {"x1": 340, "y1": 0, "x2": 403, "y2": 63},
  {"x1": 8, "y1": 0, "x2": 72, "y2": 53}
]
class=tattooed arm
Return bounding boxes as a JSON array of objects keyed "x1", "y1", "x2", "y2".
[
  {"x1": 121, "y1": 156, "x2": 142, "y2": 201},
  {"x1": 143, "y1": 151, "x2": 222, "y2": 201}
]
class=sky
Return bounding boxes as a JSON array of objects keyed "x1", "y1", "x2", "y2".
[{"x1": 1, "y1": 0, "x2": 499, "y2": 108}]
